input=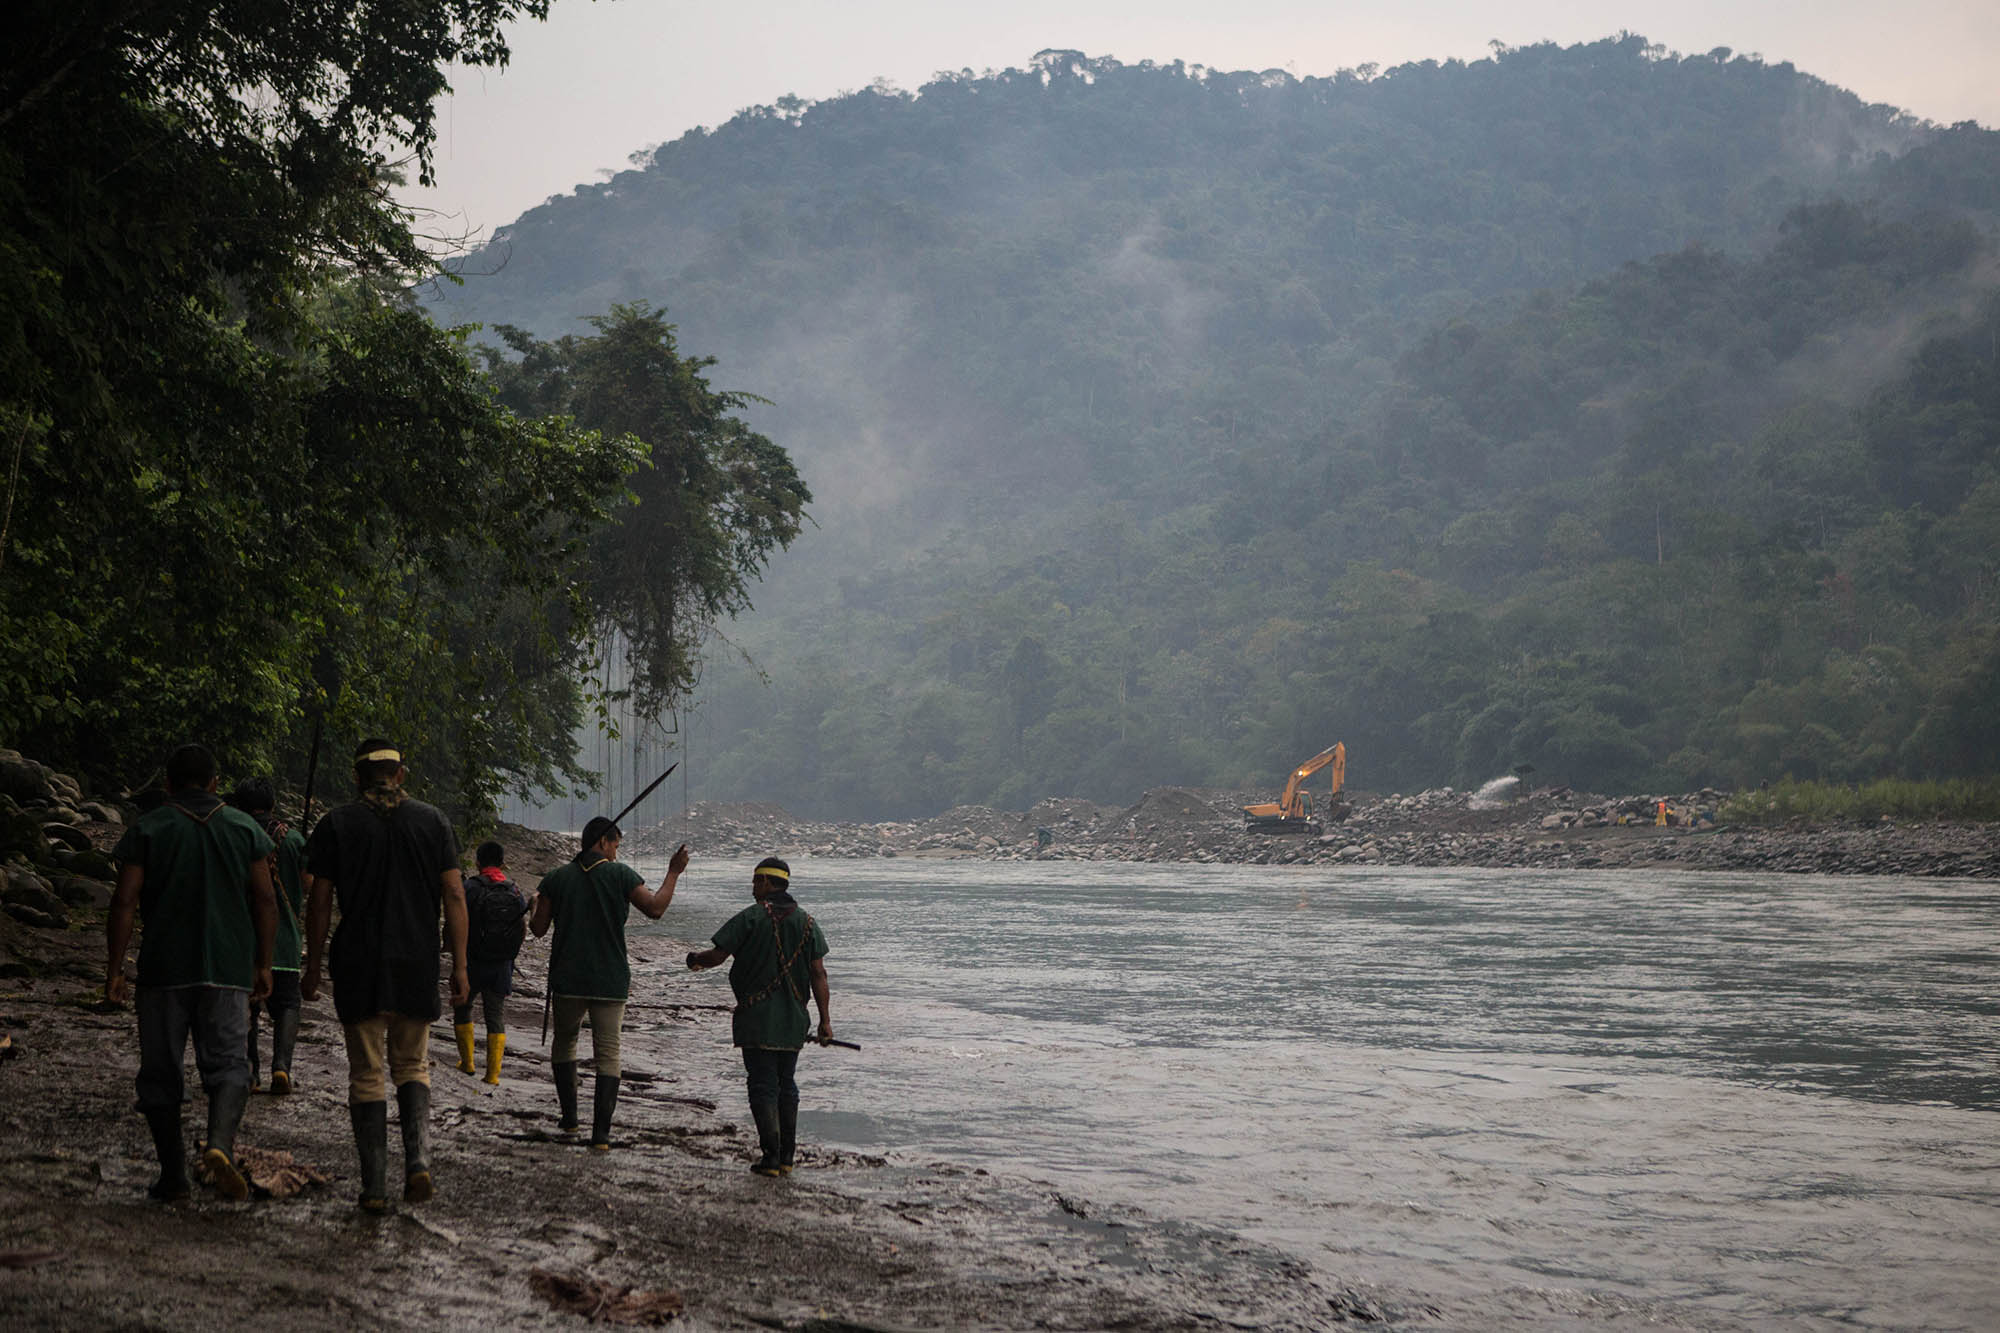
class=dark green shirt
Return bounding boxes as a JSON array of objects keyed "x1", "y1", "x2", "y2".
[
  {"x1": 714, "y1": 894, "x2": 829, "y2": 1051},
  {"x1": 273, "y1": 825, "x2": 306, "y2": 972},
  {"x1": 114, "y1": 793, "x2": 274, "y2": 990},
  {"x1": 540, "y1": 854, "x2": 646, "y2": 1001}
]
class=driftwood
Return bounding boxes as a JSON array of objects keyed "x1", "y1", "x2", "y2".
[
  {"x1": 529, "y1": 1267, "x2": 684, "y2": 1325},
  {"x1": 191, "y1": 1144, "x2": 331, "y2": 1199}
]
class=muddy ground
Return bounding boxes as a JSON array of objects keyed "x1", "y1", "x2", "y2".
[{"x1": 0, "y1": 904, "x2": 1402, "y2": 1332}]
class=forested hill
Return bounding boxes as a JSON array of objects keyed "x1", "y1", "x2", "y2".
[{"x1": 429, "y1": 37, "x2": 2000, "y2": 817}]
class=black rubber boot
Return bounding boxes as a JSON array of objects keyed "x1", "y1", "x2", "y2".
[
  {"x1": 778, "y1": 1096, "x2": 799, "y2": 1174},
  {"x1": 201, "y1": 1081, "x2": 251, "y2": 1200},
  {"x1": 749, "y1": 1099, "x2": 782, "y2": 1176},
  {"x1": 590, "y1": 1075, "x2": 620, "y2": 1151},
  {"x1": 397, "y1": 1081, "x2": 433, "y2": 1203},
  {"x1": 269, "y1": 1006, "x2": 301, "y2": 1095},
  {"x1": 142, "y1": 1107, "x2": 190, "y2": 1201},
  {"x1": 554, "y1": 1061, "x2": 580, "y2": 1132},
  {"x1": 350, "y1": 1100, "x2": 390, "y2": 1212},
  {"x1": 245, "y1": 1003, "x2": 262, "y2": 1090}
]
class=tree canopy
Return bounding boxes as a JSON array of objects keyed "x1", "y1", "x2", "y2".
[
  {"x1": 429, "y1": 41, "x2": 2000, "y2": 815},
  {"x1": 0, "y1": 3, "x2": 805, "y2": 824}
]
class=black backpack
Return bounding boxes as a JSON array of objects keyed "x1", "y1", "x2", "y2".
[{"x1": 466, "y1": 873, "x2": 527, "y2": 962}]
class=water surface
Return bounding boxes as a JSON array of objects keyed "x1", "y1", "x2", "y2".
[{"x1": 640, "y1": 860, "x2": 2000, "y2": 1328}]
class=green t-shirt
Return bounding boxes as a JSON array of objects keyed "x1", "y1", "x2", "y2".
[
  {"x1": 540, "y1": 854, "x2": 646, "y2": 1000},
  {"x1": 114, "y1": 793, "x2": 274, "y2": 990},
  {"x1": 272, "y1": 825, "x2": 306, "y2": 972},
  {"x1": 714, "y1": 895, "x2": 829, "y2": 1051}
]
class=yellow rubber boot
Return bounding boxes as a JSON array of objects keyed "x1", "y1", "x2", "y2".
[
  {"x1": 454, "y1": 1022, "x2": 476, "y2": 1074},
  {"x1": 484, "y1": 1032, "x2": 506, "y2": 1086}
]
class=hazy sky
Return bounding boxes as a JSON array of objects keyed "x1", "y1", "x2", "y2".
[{"x1": 398, "y1": 0, "x2": 1999, "y2": 241}]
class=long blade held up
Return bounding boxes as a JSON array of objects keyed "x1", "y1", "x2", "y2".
[
  {"x1": 609, "y1": 762, "x2": 678, "y2": 828},
  {"x1": 299, "y1": 712, "x2": 324, "y2": 832}
]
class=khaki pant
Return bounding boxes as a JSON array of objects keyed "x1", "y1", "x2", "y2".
[
  {"x1": 341, "y1": 1012, "x2": 431, "y2": 1103},
  {"x1": 551, "y1": 997, "x2": 626, "y2": 1077}
]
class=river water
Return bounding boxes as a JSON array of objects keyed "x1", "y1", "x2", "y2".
[{"x1": 634, "y1": 858, "x2": 2000, "y2": 1329}]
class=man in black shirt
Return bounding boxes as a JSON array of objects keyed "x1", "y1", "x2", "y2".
[{"x1": 303, "y1": 738, "x2": 469, "y2": 1212}]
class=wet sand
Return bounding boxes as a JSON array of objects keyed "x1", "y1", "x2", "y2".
[{"x1": 0, "y1": 914, "x2": 1387, "y2": 1331}]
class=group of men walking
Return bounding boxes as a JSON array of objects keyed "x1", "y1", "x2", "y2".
[{"x1": 105, "y1": 737, "x2": 834, "y2": 1207}]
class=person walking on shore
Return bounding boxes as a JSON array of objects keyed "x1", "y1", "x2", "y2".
[
  {"x1": 456, "y1": 840, "x2": 527, "y2": 1085},
  {"x1": 226, "y1": 777, "x2": 310, "y2": 1095},
  {"x1": 530, "y1": 818, "x2": 687, "y2": 1150},
  {"x1": 301, "y1": 738, "x2": 468, "y2": 1212},
  {"x1": 685, "y1": 856, "x2": 831, "y2": 1177},
  {"x1": 105, "y1": 743, "x2": 277, "y2": 1201}
]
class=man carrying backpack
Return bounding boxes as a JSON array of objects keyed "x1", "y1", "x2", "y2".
[{"x1": 456, "y1": 841, "x2": 527, "y2": 1085}]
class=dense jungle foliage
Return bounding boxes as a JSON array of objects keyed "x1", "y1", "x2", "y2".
[
  {"x1": 432, "y1": 39, "x2": 2000, "y2": 817},
  {"x1": 0, "y1": 3, "x2": 804, "y2": 823}
]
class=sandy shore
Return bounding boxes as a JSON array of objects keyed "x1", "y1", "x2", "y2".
[{"x1": 0, "y1": 907, "x2": 1398, "y2": 1331}]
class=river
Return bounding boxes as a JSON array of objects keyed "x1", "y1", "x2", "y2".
[{"x1": 633, "y1": 858, "x2": 2000, "y2": 1329}]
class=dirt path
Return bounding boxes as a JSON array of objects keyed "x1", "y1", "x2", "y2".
[{"x1": 0, "y1": 916, "x2": 1389, "y2": 1331}]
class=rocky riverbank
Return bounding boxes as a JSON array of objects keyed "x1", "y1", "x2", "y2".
[{"x1": 627, "y1": 784, "x2": 2000, "y2": 880}]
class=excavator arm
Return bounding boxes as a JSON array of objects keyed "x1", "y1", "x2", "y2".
[{"x1": 1243, "y1": 742, "x2": 1345, "y2": 826}]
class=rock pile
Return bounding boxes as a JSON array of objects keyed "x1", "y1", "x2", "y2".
[
  {"x1": 0, "y1": 751, "x2": 125, "y2": 946},
  {"x1": 620, "y1": 784, "x2": 1998, "y2": 879}
]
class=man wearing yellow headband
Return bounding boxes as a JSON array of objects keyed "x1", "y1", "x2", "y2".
[
  {"x1": 303, "y1": 737, "x2": 469, "y2": 1212},
  {"x1": 686, "y1": 856, "x2": 832, "y2": 1176}
]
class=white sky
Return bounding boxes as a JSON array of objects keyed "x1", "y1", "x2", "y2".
[{"x1": 398, "y1": 0, "x2": 2000, "y2": 242}]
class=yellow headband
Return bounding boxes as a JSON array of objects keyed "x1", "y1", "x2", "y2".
[
  {"x1": 358, "y1": 749, "x2": 402, "y2": 764},
  {"x1": 756, "y1": 866, "x2": 789, "y2": 883}
]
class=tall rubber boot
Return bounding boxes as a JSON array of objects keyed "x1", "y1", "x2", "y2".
[
  {"x1": 454, "y1": 1022, "x2": 476, "y2": 1074},
  {"x1": 397, "y1": 1081, "x2": 433, "y2": 1203},
  {"x1": 778, "y1": 1096, "x2": 799, "y2": 1174},
  {"x1": 554, "y1": 1061, "x2": 580, "y2": 1132},
  {"x1": 246, "y1": 1003, "x2": 262, "y2": 1091},
  {"x1": 590, "y1": 1075, "x2": 620, "y2": 1151},
  {"x1": 142, "y1": 1107, "x2": 190, "y2": 1201},
  {"x1": 748, "y1": 1099, "x2": 782, "y2": 1176},
  {"x1": 350, "y1": 1100, "x2": 389, "y2": 1213},
  {"x1": 201, "y1": 1081, "x2": 251, "y2": 1200},
  {"x1": 269, "y1": 1006, "x2": 301, "y2": 1096},
  {"x1": 484, "y1": 1032, "x2": 506, "y2": 1086}
]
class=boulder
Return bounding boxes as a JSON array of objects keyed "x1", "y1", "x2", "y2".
[
  {"x1": 52, "y1": 847, "x2": 116, "y2": 881},
  {"x1": 79, "y1": 801, "x2": 123, "y2": 827},
  {"x1": 0, "y1": 808, "x2": 50, "y2": 865},
  {"x1": 52, "y1": 876, "x2": 111, "y2": 911},
  {"x1": 3, "y1": 901, "x2": 65, "y2": 930},
  {"x1": 0, "y1": 758, "x2": 53, "y2": 806},
  {"x1": 4, "y1": 873, "x2": 64, "y2": 915},
  {"x1": 43, "y1": 823, "x2": 90, "y2": 851}
]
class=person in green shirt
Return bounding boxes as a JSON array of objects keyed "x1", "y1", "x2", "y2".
[
  {"x1": 530, "y1": 816, "x2": 688, "y2": 1150},
  {"x1": 685, "y1": 856, "x2": 832, "y2": 1177},
  {"x1": 105, "y1": 743, "x2": 277, "y2": 1202},
  {"x1": 226, "y1": 777, "x2": 311, "y2": 1096}
]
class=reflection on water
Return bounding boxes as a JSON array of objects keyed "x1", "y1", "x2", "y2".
[{"x1": 641, "y1": 860, "x2": 2000, "y2": 1329}]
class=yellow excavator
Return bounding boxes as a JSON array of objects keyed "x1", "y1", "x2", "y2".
[{"x1": 1243, "y1": 742, "x2": 1348, "y2": 833}]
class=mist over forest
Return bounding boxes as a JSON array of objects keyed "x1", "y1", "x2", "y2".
[{"x1": 430, "y1": 35, "x2": 2000, "y2": 819}]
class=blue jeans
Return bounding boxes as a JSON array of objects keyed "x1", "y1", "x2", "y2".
[
  {"x1": 136, "y1": 986, "x2": 249, "y2": 1112},
  {"x1": 741, "y1": 1047, "x2": 799, "y2": 1112}
]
